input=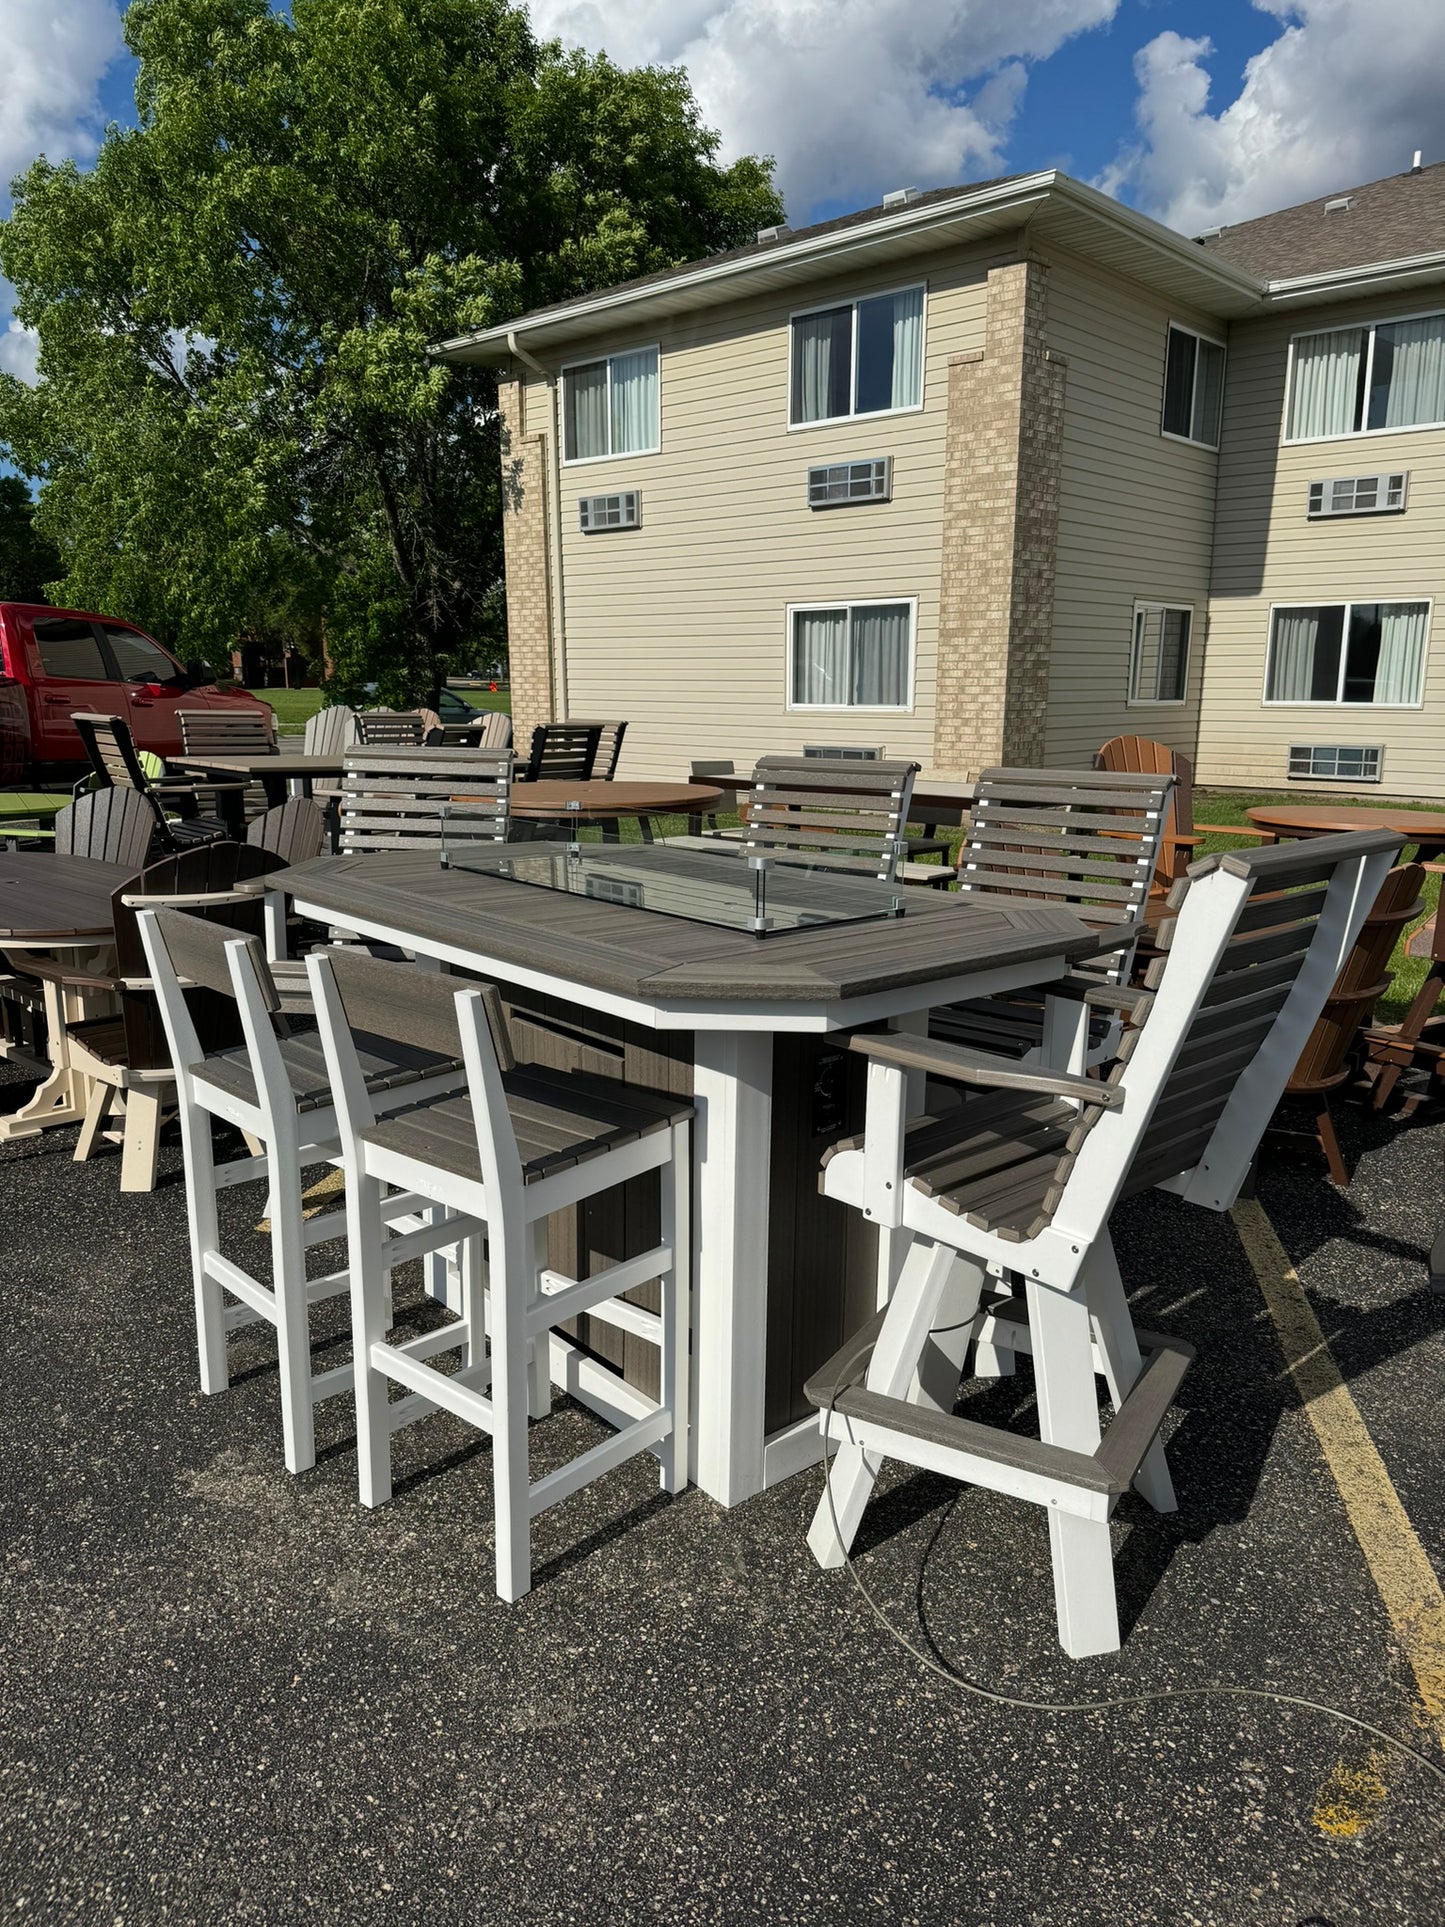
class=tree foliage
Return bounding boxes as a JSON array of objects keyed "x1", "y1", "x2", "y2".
[
  {"x1": 0, "y1": 0, "x2": 781, "y2": 698},
  {"x1": 0, "y1": 475, "x2": 62, "y2": 603}
]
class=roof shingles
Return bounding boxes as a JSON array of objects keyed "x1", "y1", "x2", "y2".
[{"x1": 1200, "y1": 161, "x2": 1445, "y2": 279}]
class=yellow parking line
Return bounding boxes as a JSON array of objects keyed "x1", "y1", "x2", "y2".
[{"x1": 1230, "y1": 1198, "x2": 1445, "y2": 1756}]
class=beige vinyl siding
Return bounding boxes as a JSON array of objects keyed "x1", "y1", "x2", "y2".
[
  {"x1": 1199, "y1": 289, "x2": 1445, "y2": 797},
  {"x1": 544, "y1": 243, "x2": 1001, "y2": 780},
  {"x1": 1040, "y1": 244, "x2": 1219, "y2": 769}
]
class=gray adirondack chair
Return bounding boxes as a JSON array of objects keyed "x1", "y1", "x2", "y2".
[{"x1": 806, "y1": 828, "x2": 1402, "y2": 1658}]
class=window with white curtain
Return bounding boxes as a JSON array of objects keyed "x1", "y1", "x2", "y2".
[
  {"x1": 562, "y1": 346, "x2": 660, "y2": 461},
  {"x1": 789, "y1": 601, "x2": 914, "y2": 707},
  {"x1": 1129, "y1": 604, "x2": 1193, "y2": 703},
  {"x1": 1161, "y1": 324, "x2": 1225, "y2": 446},
  {"x1": 790, "y1": 287, "x2": 924, "y2": 425},
  {"x1": 1265, "y1": 601, "x2": 1430, "y2": 705},
  {"x1": 1285, "y1": 312, "x2": 1445, "y2": 441}
]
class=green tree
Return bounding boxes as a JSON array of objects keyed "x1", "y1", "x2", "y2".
[
  {"x1": 0, "y1": 0, "x2": 781, "y2": 699},
  {"x1": 0, "y1": 474, "x2": 62, "y2": 602}
]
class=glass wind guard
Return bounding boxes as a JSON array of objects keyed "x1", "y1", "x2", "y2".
[{"x1": 441, "y1": 842, "x2": 907, "y2": 936}]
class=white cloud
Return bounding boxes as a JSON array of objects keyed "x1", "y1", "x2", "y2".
[
  {"x1": 1104, "y1": 0, "x2": 1445, "y2": 235},
  {"x1": 0, "y1": 314, "x2": 38, "y2": 384},
  {"x1": 529, "y1": 0, "x2": 1120, "y2": 216},
  {"x1": 0, "y1": 0, "x2": 125, "y2": 191}
]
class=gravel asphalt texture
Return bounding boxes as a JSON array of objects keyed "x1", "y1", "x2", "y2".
[{"x1": 1, "y1": 1056, "x2": 1443, "y2": 1926}]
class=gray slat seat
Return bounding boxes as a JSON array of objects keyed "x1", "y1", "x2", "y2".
[
  {"x1": 192, "y1": 1027, "x2": 461, "y2": 1115},
  {"x1": 360, "y1": 1067, "x2": 693, "y2": 1187}
]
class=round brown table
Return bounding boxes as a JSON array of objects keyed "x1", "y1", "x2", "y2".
[
  {"x1": 1245, "y1": 804, "x2": 1445, "y2": 864},
  {"x1": 509, "y1": 780, "x2": 724, "y2": 843}
]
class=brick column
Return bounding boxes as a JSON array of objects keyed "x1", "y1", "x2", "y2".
[
  {"x1": 498, "y1": 374, "x2": 555, "y2": 747},
  {"x1": 933, "y1": 258, "x2": 1066, "y2": 776}
]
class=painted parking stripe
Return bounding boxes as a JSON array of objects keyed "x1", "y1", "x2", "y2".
[{"x1": 1230, "y1": 1196, "x2": 1445, "y2": 1751}]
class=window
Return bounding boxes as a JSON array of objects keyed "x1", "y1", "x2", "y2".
[
  {"x1": 1129, "y1": 604, "x2": 1192, "y2": 703},
  {"x1": 31, "y1": 615, "x2": 108, "y2": 681},
  {"x1": 1307, "y1": 472, "x2": 1408, "y2": 517},
  {"x1": 562, "y1": 347, "x2": 659, "y2": 462},
  {"x1": 1265, "y1": 601, "x2": 1429, "y2": 705},
  {"x1": 790, "y1": 288, "x2": 924, "y2": 426},
  {"x1": 789, "y1": 601, "x2": 913, "y2": 708},
  {"x1": 1286, "y1": 312, "x2": 1445, "y2": 441},
  {"x1": 1288, "y1": 744, "x2": 1382, "y2": 783},
  {"x1": 1162, "y1": 324, "x2": 1225, "y2": 446},
  {"x1": 101, "y1": 625, "x2": 183, "y2": 685}
]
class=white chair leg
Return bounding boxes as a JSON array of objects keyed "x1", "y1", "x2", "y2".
[
  {"x1": 973, "y1": 1263, "x2": 1017, "y2": 1378},
  {"x1": 119, "y1": 1086, "x2": 164, "y2": 1193},
  {"x1": 349, "y1": 1166, "x2": 394, "y2": 1507},
  {"x1": 1085, "y1": 1234, "x2": 1177, "y2": 1515},
  {"x1": 182, "y1": 1104, "x2": 230, "y2": 1395},
  {"x1": 269, "y1": 1140, "x2": 317, "y2": 1475},
  {"x1": 73, "y1": 1079, "x2": 114, "y2": 1163},
  {"x1": 1026, "y1": 1275, "x2": 1119, "y2": 1659},
  {"x1": 658, "y1": 1121, "x2": 690, "y2": 1494},
  {"x1": 491, "y1": 1224, "x2": 534, "y2": 1603},
  {"x1": 807, "y1": 1237, "x2": 957, "y2": 1569},
  {"x1": 526, "y1": 1219, "x2": 551, "y2": 1422}
]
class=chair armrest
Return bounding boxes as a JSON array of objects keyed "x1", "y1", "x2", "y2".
[
  {"x1": 1, "y1": 951, "x2": 120, "y2": 991},
  {"x1": 1191, "y1": 823, "x2": 1276, "y2": 841},
  {"x1": 848, "y1": 1031, "x2": 1123, "y2": 1108},
  {"x1": 1168, "y1": 832, "x2": 1205, "y2": 849},
  {"x1": 1043, "y1": 975, "x2": 1154, "y2": 1015},
  {"x1": 120, "y1": 888, "x2": 260, "y2": 908},
  {"x1": 155, "y1": 777, "x2": 250, "y2": 794}
]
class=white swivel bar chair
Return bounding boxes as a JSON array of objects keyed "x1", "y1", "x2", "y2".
[
  {"x1": 806, "y1": 828, "x2": 1401, "y2": 1657},
  {"x1": 307, "y1": 946, "x2": 693, "y2": 1602}
]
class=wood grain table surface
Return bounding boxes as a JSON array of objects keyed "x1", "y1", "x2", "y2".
[
  {"x1": 509, "y1": 780, "x2": 723, "y2": 821},
  {"x1": 1246, "y1": 803, "x2": 1445, "y2": 860},
  {"x1": 275, "y1": 846, "x2": 1109, "y2": 1007},
  {"x1": 0, "y1": 854, "x2": 137, "y2": 942}
]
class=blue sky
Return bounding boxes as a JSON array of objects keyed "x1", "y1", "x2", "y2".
[{"x1": 1, "y1": 0, "x2": 1443, "y2": 390}]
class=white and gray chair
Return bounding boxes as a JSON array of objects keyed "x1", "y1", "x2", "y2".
[
  {"x1": 806, "y1": 828, "x2": 1402, "y2": 1657},
  {"x1": 138, "y1": 908, "x2": 469, "y2": 1473},
  {"x1": 308, "y1": 946, "x2": 693, "y2": 1601}
]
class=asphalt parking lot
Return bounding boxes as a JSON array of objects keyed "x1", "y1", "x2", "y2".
[{"x1": 1, "y1": 1059, "x2": 1442, "y2": 1926}]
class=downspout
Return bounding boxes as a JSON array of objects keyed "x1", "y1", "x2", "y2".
[{"x1": 507, "y1": 330, "x2": 569, "y2": 720}]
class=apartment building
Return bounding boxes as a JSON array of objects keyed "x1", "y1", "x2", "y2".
[{"x1": 437, "y1": 161, "x2": 1445, "y2": 798}]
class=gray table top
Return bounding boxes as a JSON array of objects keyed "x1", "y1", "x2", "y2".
[
  {"x1": 0, "y1": 854, "x2": 136, "y2": 941},
  {"x1": 171, "y1": 753, "x2": 344, "y2": 777},
  {"x1": 275, "y1": 847, "x2": 1111, "y2": 1005}
]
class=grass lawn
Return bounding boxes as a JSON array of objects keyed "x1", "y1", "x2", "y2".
[{"x1": 246, "y1": 683, "x2": 512, "y2": 734}]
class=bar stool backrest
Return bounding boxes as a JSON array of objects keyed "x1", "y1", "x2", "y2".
[
  {"x1": 71, "y1": 711, "x2": 152, "y2": 794},
  {"x1": 521, "y1": 721, "x2": 600, "y2": 783},
  {"x1": 567, "y1": 720, "x2": 627, "y2": 779},
  {"x1": 356, "y1": 709, "x2": 430, "y2": 747},
  {"x1": 741, "y1": 753, "x2": 919, "y2": 881},
  {"x1": 53, "y1": 787, "x2": 155, "y2": 867},
  {"x1": 176, "y1": 709, "x2": 277, "y2": 755},
  {"x1": 339, "y1": 747, "x2": 511, "y2": 855}
]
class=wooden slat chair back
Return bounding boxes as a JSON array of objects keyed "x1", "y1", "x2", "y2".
[
  {"x1": 246, "y1": 797, "x2": 327, "y2": 866},
  {"x1": 1275, "y1": 862, "x2": 1424, "y2": 1180},
  {"x1": 302, "y1": 704, "x2": 358, "y2": 756},
  {"x1": 1094, "y1": 734, "x2": 1194, "y2": 891},
  {"x1": 1364, "y1": 888, "x2": 1445, "y2": 1113},
  {"x1": 521, "y1": 721, "x2": 601, "y2": 783},
  {"x1": 739, "y1": 754, "x2": 919, "y2": 882},
  {"x1": 136, "y1": 906, "x2": 469, "y2": 1473},
  {"x1": 567, "y1": 719, "x2": 627, "y2": 780},
  {"x1": 52, "y1": 788, "x2": 155, "y2": 867},
  {"x1": 70, "y1": 711, "x2": 236, "y2": 851},
  {"x1": 307, "y1": 944, "x2": 693, "y2": 1600},
  {"x1": 339, "y1": 747, "x2": 511, "y2": 856},
  {"x1": 355, "y1": 708, "x2": 432, "y2": 747},
  {"x1": 178, "y1": 706, "x2": 278, "y2": 820},
  {"x1": 806, "y1": 827, "x2": 1402, "y2": 1658}
]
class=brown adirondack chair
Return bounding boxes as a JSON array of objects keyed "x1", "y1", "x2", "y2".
[
  {"x1": 1095, "y1": 735, "x2": 1273, "y2": 919},
  {"x1": 1363, "y1": 889, "x2": 1445, "y2": 1113},
  {"x1": 1269, "y1": 862, "x2": 1424, "y2": 1181}
]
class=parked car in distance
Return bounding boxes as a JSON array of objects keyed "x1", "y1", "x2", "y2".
[{"x1": 0, "y1": 603, "x2": 276, "y2": 783}]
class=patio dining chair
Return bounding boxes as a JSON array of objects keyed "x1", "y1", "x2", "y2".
[
  {"x1": 354, "y1": 708, "x2": 434, "y2": 747},
  {"x1": 567, "y1": 719, "x2": 627, "y2": 780},
  {"x1": 805, "y1": 827, "x2": 1401, "y2": 1657},
  {"x1": 177, "y1": 706, "x2": 278, "y2": 822},
  {"x1": 519, "y1": 721, "x2": 601, "y2": 783},
  {"x1": 138, "y1": 908, "x2": 470, "y2": 1473},
  {"x1": 436, "y1": 710, "x2": 513, "y2": 751},
  {"x1": 72, "y1": 711, "x2": 242, "y2": 849},
  {"x1": 338, "y1": 746, "x2": 511, "y2": 856},
  {"x1": 307, "y1": 945, "x2": 693, "y2": 1601},
  {"x1": 930, "y1": 766, "x2": 1175, "y2": 1069},
  {"x1": 739, "y1": 754, "x2": 921, "y2": 883}
]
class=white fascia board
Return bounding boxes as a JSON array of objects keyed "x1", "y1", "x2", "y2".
[
  {"x1": 433, "y1": 170, "x2": 1266, "y2": 365},
  {"x1": 1263, "y1": 249, "x2": 1445, "y2": 307}
]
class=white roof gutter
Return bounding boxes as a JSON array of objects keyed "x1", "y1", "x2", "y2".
[{"x1": 1264, "y1": 248, "x2": 1445, "y2": 306}]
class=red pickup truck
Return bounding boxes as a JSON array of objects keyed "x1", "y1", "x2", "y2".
[{"x1": 0, "y1": 603, "x2": 275, "y2": 783}]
